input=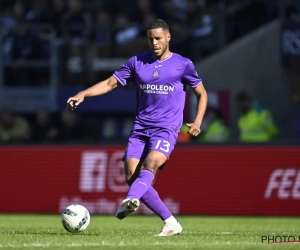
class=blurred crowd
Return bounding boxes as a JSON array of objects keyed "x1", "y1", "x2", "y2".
[
  {"x1": 0, "y1": 109, "x2": 136, "y2": 145},
  {"x1": 178, "y1": 92, "x2": 278, "y2": 144},
  {"x1": 1, "y1": 0, "x2": 297, "y2": 63},
  {"x1": 0, "y1": 92, "x2": 279, "y2": 145},
  {"x1": 0, "y1": 0, "x2": 225, "y2": 57},
  {"x1": 0, "y1": 0, "x2": 258, "y2": 43}
]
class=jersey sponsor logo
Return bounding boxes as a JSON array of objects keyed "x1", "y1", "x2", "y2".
[
  {"x1": 139, "y1": 84, "x2": 174, "y2": 95},
  {"x1": 264, "y1": 168, "x2": 300, "y2": 199}
]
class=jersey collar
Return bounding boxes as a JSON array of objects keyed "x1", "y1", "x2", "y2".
[{"x1": 152, "y1": 52, "x2": 173, "y2": 63}]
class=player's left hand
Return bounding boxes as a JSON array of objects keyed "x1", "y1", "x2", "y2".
[{"x1": 186, "y1": 122, "x2": 201, "y2": 137}]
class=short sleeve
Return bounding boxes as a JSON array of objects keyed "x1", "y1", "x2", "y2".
[
  {"x1": 182, "y1": 59, "x2": 202, "y2": 88},
  {"x1": 113, "y1": 56, "x2": 135, "y2": 86}
]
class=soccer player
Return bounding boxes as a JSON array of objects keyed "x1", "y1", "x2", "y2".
[{"x1": 67, "y1": 19, "x2": 208, "y2": 236}]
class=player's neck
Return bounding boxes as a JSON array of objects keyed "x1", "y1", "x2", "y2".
[{"x1": 154, "y1": 50, "x2": 172, "y2": 61}]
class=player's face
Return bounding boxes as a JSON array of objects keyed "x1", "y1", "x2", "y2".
[{"x1": 147, "y1": 28, "x2": 170, "y2": 58}]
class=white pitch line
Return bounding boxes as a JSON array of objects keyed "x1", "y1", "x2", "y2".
[
  {"x1": 0, "y1": 241, "x2": 260, "y2": 248},
  {"x1": 184, "y1": 231, "x2": 232, "y2": 235},
  {"x1": 0, "y1": 242, "x2": 190, "y2": 248}
]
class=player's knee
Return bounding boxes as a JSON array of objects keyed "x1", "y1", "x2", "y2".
[
  {"x1": 142, "y1": 158, "x2": 159, "y2": 174},
  {"x1": 142, "y1": 151, "x2": 167, "y2": 174}
]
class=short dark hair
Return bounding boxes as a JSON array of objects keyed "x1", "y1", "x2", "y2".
[{"x1": 147, "y1": 19, "x2": 169, "y2": 32}]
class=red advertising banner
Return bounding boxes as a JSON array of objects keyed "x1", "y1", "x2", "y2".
[{"x1": 0, "y1": 146, "x2": 300, "y2": 215}]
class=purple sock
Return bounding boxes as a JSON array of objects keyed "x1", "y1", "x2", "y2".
[
  {"x1": 141, "y1": 186, "x2": 172, "y2": 221},
  {"x1": 126, "y1": 170, "x2": 154, "y2": 199}
]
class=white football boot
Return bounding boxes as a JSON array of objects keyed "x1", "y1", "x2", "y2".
[
  {"x1": 115, "y1": 198, "x2": 140, "y2": 220},
  {"x1": 156, "y1": 221, "x2": 183, "y2": 236}
]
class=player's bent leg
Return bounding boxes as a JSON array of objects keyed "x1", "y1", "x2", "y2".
[
  {"x1": 126, "y1": 151, "x2": 167, "y2": 199},
  {"x1": 140, "y1": 152, "x2": 182, "y2": 236},
  {"x1": 121, "y1": 158, "x2": 178, "y2": 226},
  {"x1": 118, "y1": 156, "x2": 182, "y2": 235},
  {"x1": 146, "y1": 132, "x2": 183, "y2": 236}
]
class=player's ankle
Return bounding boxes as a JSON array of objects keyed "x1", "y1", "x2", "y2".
[{"x1": 164, "y1": 216, "x2": 178, "y2": 225}]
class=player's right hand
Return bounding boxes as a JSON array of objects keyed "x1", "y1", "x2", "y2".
[{"x1": 66, "y1": 92, "x2": 85, "y2": 111}]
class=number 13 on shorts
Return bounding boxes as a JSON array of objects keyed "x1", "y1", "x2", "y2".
[{"x1": 155, "y1": 140, "x2": 170, "y2": 153}]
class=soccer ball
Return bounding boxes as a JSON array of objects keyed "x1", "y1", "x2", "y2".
[{"x1": 61, "y1": 204, "x2": 90, "y2": 233}]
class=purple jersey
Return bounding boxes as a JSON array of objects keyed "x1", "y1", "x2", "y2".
[{"x1": 113, "y1": 52, "x2": 202, "y2": 128}]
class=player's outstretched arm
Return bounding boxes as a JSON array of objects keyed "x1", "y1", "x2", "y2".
[
  {"x1": 186, "y1": 83, "x2": 208, "y2": 136},
  {"x1": 66, "y1": 75, "x2": 118, "y2": 110}
]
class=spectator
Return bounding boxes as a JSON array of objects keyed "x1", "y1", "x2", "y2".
[
  {"x1": 12, "y1": 1, "x2": 26, "y2": 24},
  {"x1": 58, "y1": 110, "x2": 84, "y2": 144},
  {"x1": 106, "y1": 0, "x2": 134, "y2": 18},
  {"x1": 50, "y1": 0, "x2": 67, "y2": 37},
  {"x1": 164, "y1": 0, "x2": 201, "y2": 23},
  {"x1": 162, "y1": 0, "x2": 184, "y2": 24},
  {"x1": 137, "y1": 13, "x2": 157, "y2": 38},
  {"x1": 169, "y1": 18, "x2": 189, "y2": 56},
  {"x1": 25, "y1": 0, "x2": 52, "y2": 60},
  {"x1": 169, "y1": 0, "x2": 187, "y2": 19},
  {"x1": 143, "y1": 13, "x2": 157, "y2": 28},
  {"x1": 0, "y1": 5, "x2": 16, "y2": 29},
  {"x1": 26, "y1": 0, "x2": 51, "y2": 24},
  {"x1": 61, "y1": 0, "x2": 93, "y2": 43},
  {"x1": 192, "y1": 15, "x2": 213, "y2": 38},
  {"x1": 3, "y1": 23, "x2": 45, "y2": 86},
  {"x1": 114, "y1": 14, "x2": 139, "y2": 45},
  {"x1": 186, "y1": 0, "x2": 202, "y2": 26},
  {"x1": 94, "y1": 11, "x2": 112, "y2": 46},
  {"x1": 235, "y1": 92, "x2": 278, "y2": 143},
  {"x1": 169, "y1": 17, "x2": 186, "y2": 35},
  {"x1": 199, "y1": 107, "x2": 229, "y2": 143},
  {"x1": 286, "y1": 0, "x2": 300, "y2": 21},
  {"x1": 0, "y1": 0, "x2": 26, "y2": 29},
  {"x1": 31, "y1": 109, "x2": 59, "y2": 144},
  {"x1": 131, "y1": 0, "x2": 154, "y2": 24},
  {"x1": 4, "y1": 24, "x2": 40, "y2": 61},
  {"x1": 0, "y1": 111, "x2": 30, "y2": 144}
]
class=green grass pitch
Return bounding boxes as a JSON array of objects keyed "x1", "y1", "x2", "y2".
[{"x1": 0, "y1": 215, "x2": 300, "y2": 250}]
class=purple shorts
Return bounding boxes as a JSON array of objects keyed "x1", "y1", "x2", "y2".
[{"x1": 122, "y1": 127, "x2": 179, "y2": 163}]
